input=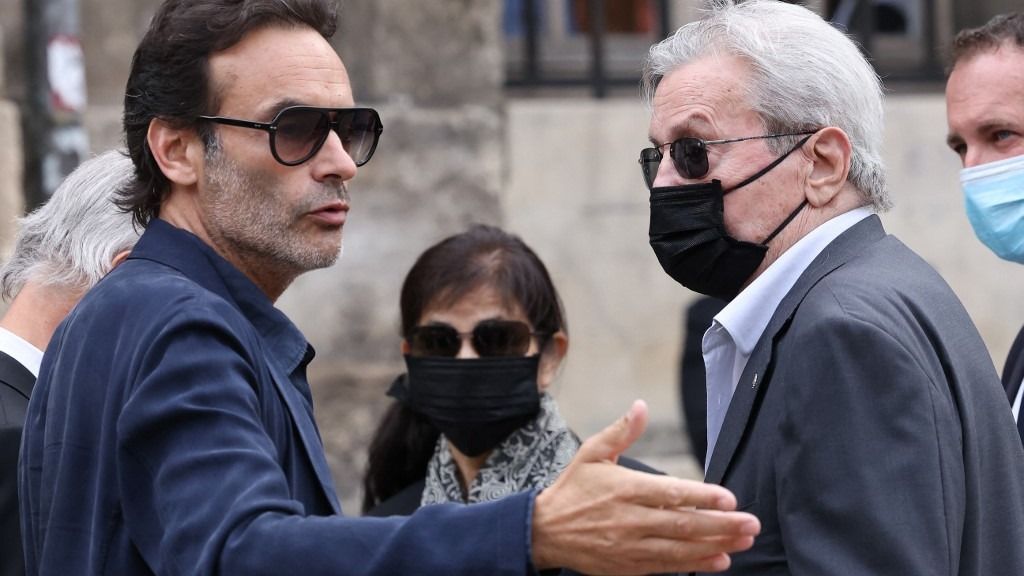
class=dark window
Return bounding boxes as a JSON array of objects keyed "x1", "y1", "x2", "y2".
[{"x1": 504, "y1": 0, "x2": 672, "y2": 98}]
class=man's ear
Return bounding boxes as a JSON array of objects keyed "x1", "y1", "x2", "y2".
[
  {"x1": 110, "y1": 250, "x2": 132, "y2": 270},
  {"x1": 146, "y1": 118, "x2": 203, "y2": 187},
  {"x1": 803, "y1": 127, "x2": 852, "y2": 208}
]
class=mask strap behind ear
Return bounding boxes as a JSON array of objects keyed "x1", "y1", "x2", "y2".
[
  {"x1": 725, "y1": 134, "x2": 815, "y2": 194},
  {"x1": 762, "y1": 199, "x2": 808, "y2": 245}
]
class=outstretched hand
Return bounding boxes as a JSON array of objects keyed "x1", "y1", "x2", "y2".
[{"x1": 531, "y1": 400, "x2": 760, "y2": 575}]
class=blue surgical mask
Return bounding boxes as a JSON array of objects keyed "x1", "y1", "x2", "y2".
[{"x1": 961, "y1": 153, "x2": 1024, "y2": 263}]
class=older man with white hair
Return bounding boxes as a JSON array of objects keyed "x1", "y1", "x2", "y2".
[
  {"x1": 640, "y1": 1, "x2": 1024, "y2": 574},
  {"x1": 0, "y1": 150, "x2": 139, "y2": 576}
]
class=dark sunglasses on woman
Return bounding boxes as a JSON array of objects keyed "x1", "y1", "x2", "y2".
[
  {"x1": 638, "y1": 130, "x2": 817, "y2": 189},
  {"x1": 407, "y1": 320, "x2": 548, "y2": 358},
  {"x1": 199, "y1": 105, "x2": 383, "y2": 167}
]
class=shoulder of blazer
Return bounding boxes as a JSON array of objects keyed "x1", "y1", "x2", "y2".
[{"x1": 0, "y1": 349, "x2": 35, "y2": 403}]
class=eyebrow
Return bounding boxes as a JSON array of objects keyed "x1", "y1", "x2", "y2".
[
  {"x1": 258, "y1": 98, "x2": 309, "y2": 120},
  {"x1": 648, "y1": 116, "x2": 715, "y2": 146},
  {"x1": 946, "y1": 120, "x2": 1016, "y2": 149}
]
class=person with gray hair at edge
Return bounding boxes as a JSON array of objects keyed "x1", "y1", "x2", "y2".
[
  {"x1": 640, "y1": 1, "x2": 1024, "y2": 574},
  {"x1": 18, "y1": 1, "x2": 760, "y2": 575},
  {"x1": 0, "y1": 149, "x2": 140, "y2": 576}
]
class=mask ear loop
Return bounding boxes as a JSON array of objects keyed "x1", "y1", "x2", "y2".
[
  {"x1": 761, "y1": 199, "x2": 808, "y2": 245},
  {"x1": 715, "y1": 133, "x2": 815, "y2": 246},
  {"x1": 723, "y1": 133, "x2": 816, "y2": 194}
]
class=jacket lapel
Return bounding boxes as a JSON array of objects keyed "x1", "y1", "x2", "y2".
[
  {"x1": 264, "y1": 355, "x2": 342, "y2": 514},
  {"x1": 130, "y1": 221, "x2": 343, "y2": 514},
  {"x1": 704, "y1": 215, "x2": 887, "y2": 484}
]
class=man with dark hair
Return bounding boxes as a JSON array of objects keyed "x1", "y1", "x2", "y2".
[
  {"x1": 0, "y1": 150, "x2": 139, "y2": 576},
  {"x1": 945, "y1": 12, "x2": 1024, "y2": 443},
  {"x1": 18, "y1": 1, "x2": 759, "y2": 575}
]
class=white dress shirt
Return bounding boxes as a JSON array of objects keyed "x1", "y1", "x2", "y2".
[
  {"x1": 0, "y1": 325, "x2": 43, "y2": 377},
  {"x1": 703, "y1": 206, "x2": 873, "y2": 470},
  {"x1": 1013, "y1": 378, "x2": 1023, "y2": 422}
]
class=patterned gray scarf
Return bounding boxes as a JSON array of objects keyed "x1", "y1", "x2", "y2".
[{"x1": 421, "y1": 393, "x2": 581, "y2": 505}]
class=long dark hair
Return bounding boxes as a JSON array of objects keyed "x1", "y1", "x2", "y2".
[
  {"x1": 361, "y1": 224, "x2": 567, "y2": 513},
  {"x1": 117, "y1": 0, "x2": 338, "y2": 228}
]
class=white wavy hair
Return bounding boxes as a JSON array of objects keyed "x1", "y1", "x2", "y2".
[
  {"x1": 1, "y1": 150, "x2": 141, "y2": 299},
  {"x1": 641, "y1": 0, "x2": 889, "y2": 210}
]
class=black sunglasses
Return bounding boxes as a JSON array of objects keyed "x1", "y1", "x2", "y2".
[
  {"x1": 638, "y1": 130, "x2": 817, "y2": 189},
  {"x1": 407, "y1": 320, "x2": 547, "y2": 358},
  {"x1": 198, "y1": 106, "x2": 383, "y2": 167}
]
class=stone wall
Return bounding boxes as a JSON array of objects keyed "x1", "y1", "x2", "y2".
[
  {"x1": 0, "y1": 26, "x2": 23, "y2": 265},
  {"x1": 0, "y1": 0, "x2": 508, "y2": 512}
]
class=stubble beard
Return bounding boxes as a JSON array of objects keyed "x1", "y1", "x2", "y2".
[{"x1": 202, "y1": 141, "x2": 346, "y2": 279}]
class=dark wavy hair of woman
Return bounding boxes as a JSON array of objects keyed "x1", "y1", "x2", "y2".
[{"x1": 361, "y1": 224, "x2": 567, "y2": 513}]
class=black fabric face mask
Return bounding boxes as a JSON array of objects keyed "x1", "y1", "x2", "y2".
[
  {"x1": 388, "y1": 355, "x2": 542, "y2": 457},
  {"x1": 648, "y1": 136, "x2": 812, "y2": 301}
]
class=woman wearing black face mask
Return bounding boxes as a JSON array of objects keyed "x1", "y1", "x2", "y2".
[{"x1": 362, "y1": 226, "x2": 661, "y2": 533}]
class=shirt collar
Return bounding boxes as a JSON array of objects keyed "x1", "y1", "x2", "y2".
[
  {"x1": 0, "y1": 326, "x2": 44, "y2": 377},
  {"x1": 715, "y1": 206, "x2": 873, "y2": 356},
  {"x1": 130, "y1": 219, "x2": 313, "y2": 375}
]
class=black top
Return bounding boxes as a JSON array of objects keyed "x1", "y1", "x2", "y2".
[{"x1": 0, "y1": 349, "x2": 37, "y2": 576}]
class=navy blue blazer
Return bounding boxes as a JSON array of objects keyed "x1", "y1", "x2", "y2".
[
  {"x1": 20, "y1": 220, "x2": 536, "y2": 576},
  {"x1": 700, "y1": 216, "x2": 1024, "y2": 575}
]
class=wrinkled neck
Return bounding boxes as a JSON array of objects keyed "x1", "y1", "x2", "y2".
[{"x1": 0, "y1": 281, "x2": 81, "y2": 351}]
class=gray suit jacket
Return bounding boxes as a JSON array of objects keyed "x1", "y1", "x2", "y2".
[{"x1": 701, "y1": 215, "x2": 1024, "y2": 575}]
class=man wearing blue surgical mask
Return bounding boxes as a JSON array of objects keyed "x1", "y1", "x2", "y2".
[{"x1": 945, "y1": 12, "x2": 1024, "y2": 443}]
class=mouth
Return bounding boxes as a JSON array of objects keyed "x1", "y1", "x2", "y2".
[{"x1": 306, "y1": 200, "x2": 349, "y2": 228}]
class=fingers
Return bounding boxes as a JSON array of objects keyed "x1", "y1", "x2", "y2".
[
  {"x1": 575, "y1": 399, "x2": 649, "y2": 464},
  {"x1": 620, "y1": 470, "x2": 739, "y2": 511},
  {"x1": 533, "y1": 506, "x2": 758, "y2": 575},
  {"x1": 610, "y1": 532, "x2": 755, "y2": 575},
  {"x1": 624, "y1": 506, "x2": 760, "y2": 542}
]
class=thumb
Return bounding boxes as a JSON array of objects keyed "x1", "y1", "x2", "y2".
[{"x1": 576, "y1": 399, "x2": 648, "y2": 464}]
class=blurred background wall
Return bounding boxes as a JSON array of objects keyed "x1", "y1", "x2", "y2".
[{"x1": 1, "y1": 0, "x2": 1022, "y2": 512}]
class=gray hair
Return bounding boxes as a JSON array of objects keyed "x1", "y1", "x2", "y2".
[
  {"x1": 641, "y1": 0, "x2": 890, "y2": 210},
  {"x1": 1, "y1": 150, "x2": 141, "y2": 299}
]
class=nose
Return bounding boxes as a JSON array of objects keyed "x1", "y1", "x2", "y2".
[
  {"x1": 653, "y1": 150, "x2": 684, "y2": 187},
  {"x1": 455, "y1": 335, "x2": 478, "y2": 359},
  {"x1": 964, "y1": 151, "x2": 999, "y2": 169},
  {"x1": 310, "y1": 129, "x2": 358, "y2": 183}
]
